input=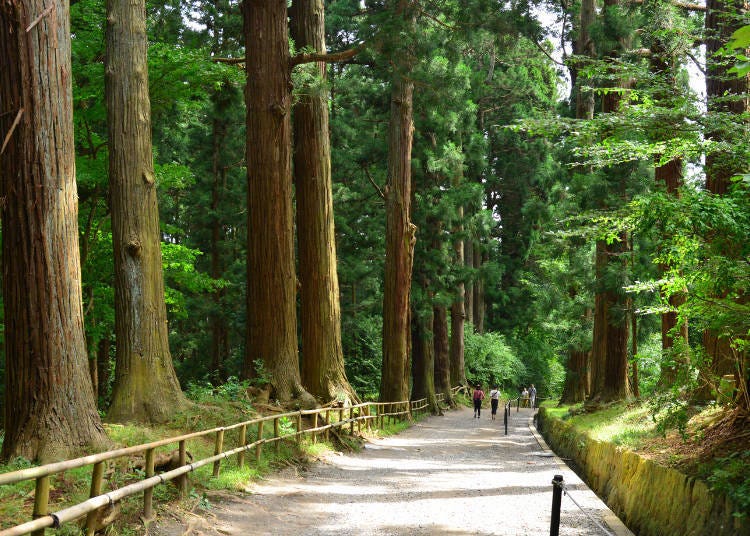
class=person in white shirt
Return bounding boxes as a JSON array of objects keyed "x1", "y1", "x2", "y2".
[
  {"x1": 489, "y1": 386, "x2": 500, "y2": 420},
  {"x1": 529, "y1": 384, "x2": 537, "y2": 409}
]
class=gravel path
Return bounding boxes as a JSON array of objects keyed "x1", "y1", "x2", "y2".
[{"x1": 154, "y1": 406, "x2": 633, "y2": 536}]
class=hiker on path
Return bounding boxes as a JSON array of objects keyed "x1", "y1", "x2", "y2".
[
  {"x1": 521, "y1": 387, "x2": 529, "y2": 408},
  {"x1": 489, "y1": 386, "x2": 500, "y2": 420},
  {"x1": 473, "y1": 384, "x2": 485, "y2": 418},
  {"x1": 529, "y1": 384, "x2": 537, "y2": 409}
]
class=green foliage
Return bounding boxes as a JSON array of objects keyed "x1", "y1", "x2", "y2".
[
  {"x1": 464, "y1": 328, "x2": 525, "y2": 389},
  {"x1": 186, "y1": 376, "x2": 251, "y2": 407},
  {"x1": 726, "y1": 25, "x2": 750, "y2": 76},
  {"x1": 632, "y1": 332, "x2": 664, "y2": 397},
  {"x1": 342, "y1": 315, "x2": 383, "y2": 398},
  {"x1": 706, "y1": 450, "x2": 750, "y2": 518}
]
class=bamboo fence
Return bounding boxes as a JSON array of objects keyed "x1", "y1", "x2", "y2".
[{"x1": 0, "y1": 387, "x2": 462, "y2": 536}]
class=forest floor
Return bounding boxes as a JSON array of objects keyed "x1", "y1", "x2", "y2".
[{"x1": 150, "y1": 406, "x2": 633, "y2": 536}]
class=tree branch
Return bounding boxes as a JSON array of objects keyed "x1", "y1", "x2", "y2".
[
  {"x1": 687, "y1": 51, "x2": 707, "y2": 75},
  {"x1": 290, "y1": 45, "x2": 363, "y2": 67},
  {"x1": 532, "y1": 39, "x2": 566, "y2": 66},
  {"x1": 212, "y1": 57, "x2": 246, "y2": 65},
  {"x1": 362, "y1": 165, "x2": 385, "y2": 199},
  {"x1": 629, "y1": 0, "x2": 706, "y2": 11}
]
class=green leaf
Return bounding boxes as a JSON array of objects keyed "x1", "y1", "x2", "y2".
[{"x1": 728, "y1": 25, "x2": 750, "y2": 50}]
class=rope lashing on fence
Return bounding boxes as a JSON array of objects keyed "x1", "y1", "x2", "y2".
[{"x1": 552, "y1": 478, "x2": 615, "y2": 536}]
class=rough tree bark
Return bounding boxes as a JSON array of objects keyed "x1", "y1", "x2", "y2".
[
  {"x1": 105, "y1": 0, "x2": 187, "y2": 422},
  {"x1": 433, "y1": 305, "x2": 454, "y2": 405},
  {"x1": 0, "y1": 0, "x2": 109, "y2": 461},
  {"x1": 700, "y1": 0, "x2": 749, "y2": 405},
  {"x1": 290, "y1": 0, "x2": 357, "y2": 404},
  {"x1": 463, "y1": 239, "x2": 474, "y2": 326},
  {"x1": 411, "y1": 291, "x2": 441, "y2": 414},
  {"x1": 645, "y1": 3, "x2": 689, "y2": 383},
  {"x1": 589, "y1": 0, "x2": 631, "y2": 403},
  {"x1": 450, "y1": 228, "x2": 467, "y2": 388},
  {"x1": 380, "y1": 72, "x2": 417, "y2": 402},
  {"x1": 380, "y1": 0, "x2": 417, "y2": 403},
  {"x1": 560, "y1": 0, "x2": 596, "y2": 405},
  {"x1": 243, "y1": 0, "x2": 315, "y2": 406},
  {"x1": 472, "y1": 245, "x2": 485, "y2": 333}
]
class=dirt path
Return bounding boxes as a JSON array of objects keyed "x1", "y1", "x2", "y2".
[{"x1": 152, "y1": 406, "x2": 633, "y2": 536}]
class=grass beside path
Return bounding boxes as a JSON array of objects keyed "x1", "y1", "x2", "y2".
[
  {"x1": 540, "y1": 399, "x2": 750, "y2": 519},
  {"x1": 0, "y1": 392, "x2": 413, "y2": 536}
]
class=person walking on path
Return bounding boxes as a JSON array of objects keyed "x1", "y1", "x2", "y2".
[
  {"x1": 489, "y1": 386, "x2": 500, "y2": 420},
  {"x1": 472, "y1": 384, "x2": 485, "y2": 418},
  {"x1": 529, "y1": 384, "x2": 537, "y2": 409},
  {"x1": 521, "y1": 387, "x2": 529, "y2": 408}
]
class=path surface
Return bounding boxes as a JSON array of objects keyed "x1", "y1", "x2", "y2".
[{"x1": 154, "y1": 407, "x2": 633, "y2": 536}]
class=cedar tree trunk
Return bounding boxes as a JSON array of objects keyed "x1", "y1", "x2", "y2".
[
  {"x1": 243, "y1": 0, "x2": 315, "y2": 406},
  {"x1": 290, "y1": 0, "x2": 357, "y2": 404},
  {"x1": 433, "y1": 305, "x2": 453, "y2": 404},
  {"x1": 411, "y1": 301, "x2": 441, "y2": 414},
  {"x1": 464, "y1": 239, "x2": 473, "y2": 326},
  {"x1": 105, "y1": 0, "x2": 187, "y2": 422},
  {"x1": 0, "y1": 0, "x2": 108, "y2": 461},
  {"x1": 380, "y1": 7, "x2": 417, "y2": 402},
  {"x1": 699, "y1": 0, "x2": 749, "y2": 406}
]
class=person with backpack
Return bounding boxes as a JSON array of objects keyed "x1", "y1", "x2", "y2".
[{"x1": 473, "y1": 384, "x2": 485, "y2": 418}]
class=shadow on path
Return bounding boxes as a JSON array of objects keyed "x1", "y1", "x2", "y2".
[{"x1": 153, "y1": 406, "x2": 633, "y2": 536}]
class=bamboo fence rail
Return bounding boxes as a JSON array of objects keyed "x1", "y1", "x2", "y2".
[{"x1": 0, "y1": 387, "x2": 462, "y2": 536}]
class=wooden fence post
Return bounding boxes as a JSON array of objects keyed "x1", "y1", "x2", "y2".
[
  {"x1": 31, "y1": 475, "x2": 50, "y2": 536},
  {"x1": 213, "y1": 428, "x2": 225, "y2": 477},
  {"x1": 85, "y1": 461, "x2": 106, "y2": 535},
  {"x1": 238, "y1": 424, "x2": 247, "y2": 468},
  {"x1": 142, "y1": 449, "x2": 155, "y2": 522},
  {"x1": 325, "y1": 410, "x2": 331, "y2": 441},
  {"x1": 312, "y1": 413, "x2": 318, "y2": 443},
  {"x1": 256, "y1": 420, "x2": 264, "y2": 463},
  {"x1": 178, "y1": 440, "x2": 188, "y2": 496},
  {"x1": 297, "y1": 413, "x2": 302, "y2": 444},
  {"x1": 274, "y1": 418, "x2": 280, "y2": 454}
]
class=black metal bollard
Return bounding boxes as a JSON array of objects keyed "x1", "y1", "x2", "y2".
[
  {"x1": 504, "y1": 403, "x2": 508, "y2": 435},
  {"x1": 550, "y1": 474, "x2": 563, "y2": 536},
  {"x1": 517, "y1": 397, "x2": 520, "y2": 412}
]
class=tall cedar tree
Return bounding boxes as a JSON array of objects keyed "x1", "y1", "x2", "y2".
[
  {"x1": 433, "y1": 304, "x2": 453, "y2": 402},
  {"x1": 290, "y1": 0, "x2": 357, "y2": 404},
  {"x1": 0, "y1": 0, "x2": 109, "y2": 460},
  {"x1": 105, "y1": 0, "x2": 187, "y2": 422},
  {"x1": 380, "y1": 0, "x2": 417, "y2": 403},
  {"x1": 589, "y1": 0, "x2": 631, "y2": 403},
  {"x1": 411, "y1": 286, "x2": 440, "y2": 413},
  {"x1": 449, "y1": 174, "x2": 467, "y2": 387},
  {"x1": 560, "y1": 0, "x2": 594, "y2": 405},
  {"x1": 702, "y1": 0, "x2": 749, "y2": 405},
  {"x1": 243, "y1": 0, "x2": 315, "y2": 405},
  {"x1": 644, "y1": 0, "x2": 688, "y2": 383}
]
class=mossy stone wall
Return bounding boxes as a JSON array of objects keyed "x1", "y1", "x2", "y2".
[{"x1": 537, "y1": 410, "x2": 749, "y2": 536}]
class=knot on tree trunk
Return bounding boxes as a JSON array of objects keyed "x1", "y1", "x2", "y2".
[{"x1": 126, "y1": 239, "x2": 142, "y2": 257}]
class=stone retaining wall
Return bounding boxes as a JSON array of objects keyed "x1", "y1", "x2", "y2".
[{"x1": 536, "y1": 409, "x2": 749, "y2": 536}]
